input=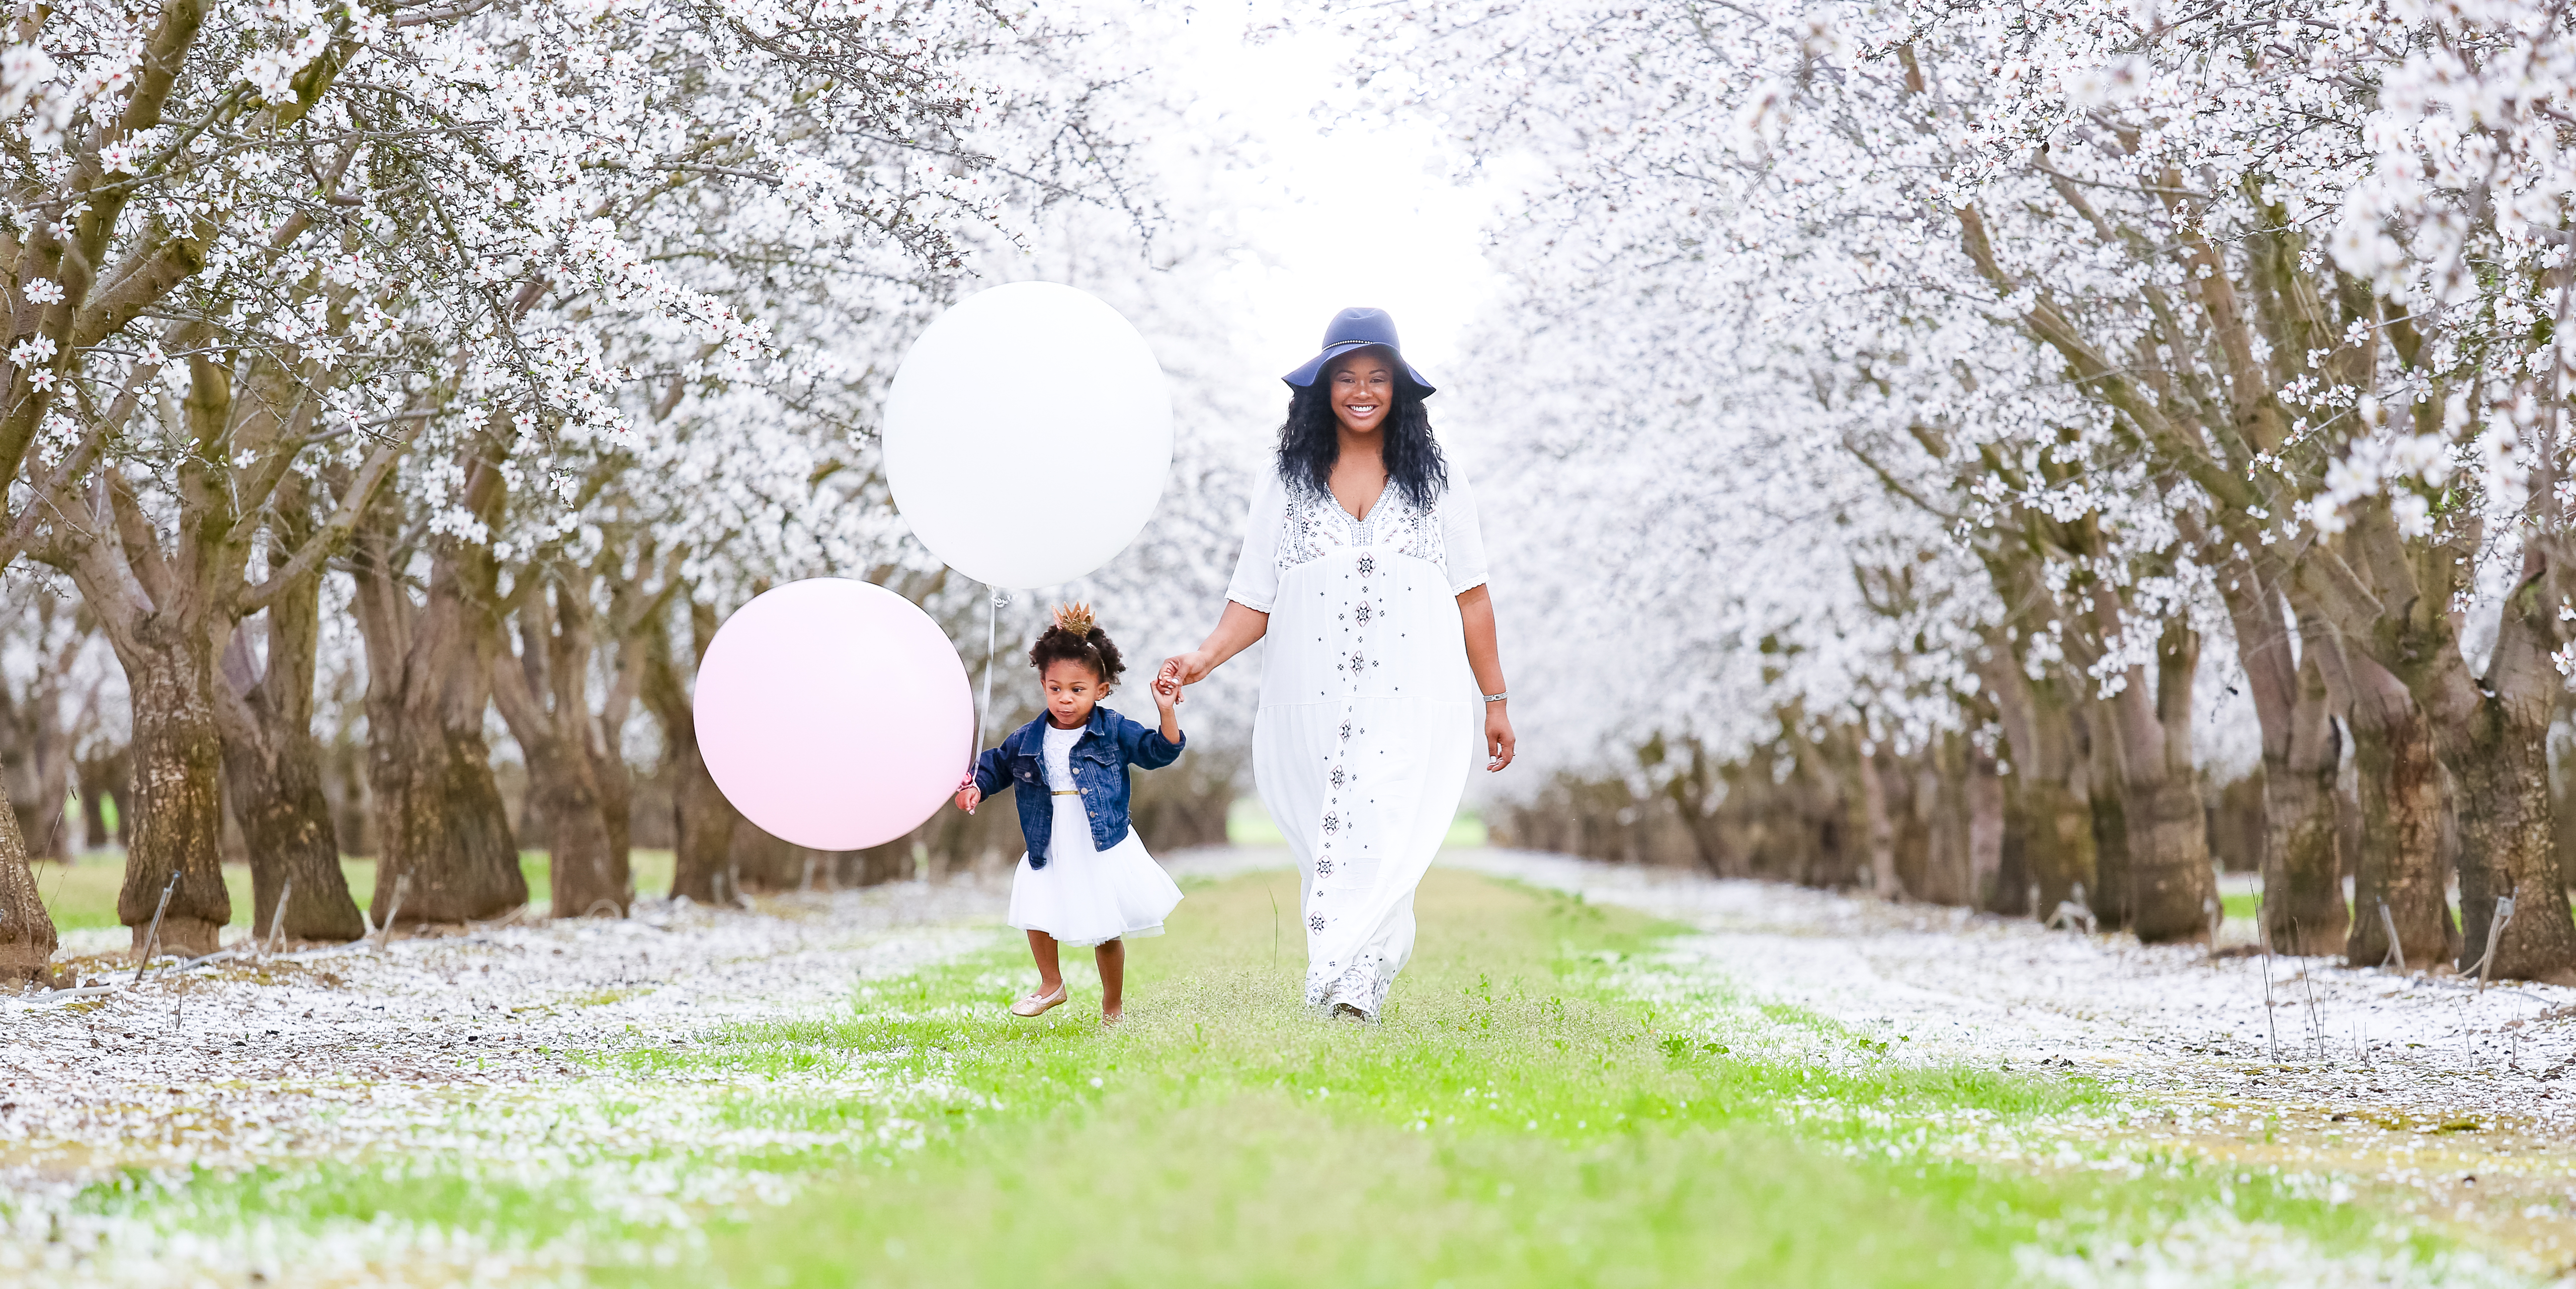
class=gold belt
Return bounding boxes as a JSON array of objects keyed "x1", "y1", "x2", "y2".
[{"x1": 1051, "y1": 789, "x2": 1081, "y2": 796}]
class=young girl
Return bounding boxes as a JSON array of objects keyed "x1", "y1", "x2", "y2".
[{"x1": 956, "y1": 604, "x2": 1186, "y2": 1022}]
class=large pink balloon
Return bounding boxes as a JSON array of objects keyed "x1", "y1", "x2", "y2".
[{"x1": 694, "y1": 579, "x2": 972, "y2": 852}]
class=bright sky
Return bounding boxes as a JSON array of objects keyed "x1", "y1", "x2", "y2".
[{"x1": 1151, "y1": 4, "x2": 1512, "y2": 386}]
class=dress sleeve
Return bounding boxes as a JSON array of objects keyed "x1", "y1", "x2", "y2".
[
  {"x1": 1223, "y1": 469, "x2": 1288, "y2": 613},
  {"x1": 1441, "y1": 473, "x2": 1490, "y2": 596}
]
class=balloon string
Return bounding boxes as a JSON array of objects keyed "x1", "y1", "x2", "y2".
[{"x1": 976, "y1": 586, "x2": 1006, "y2": 766}]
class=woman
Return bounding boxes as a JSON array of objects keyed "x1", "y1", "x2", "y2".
[{"x1": 1159, "y1": 307, "x2": 1514, "y2": 1020}]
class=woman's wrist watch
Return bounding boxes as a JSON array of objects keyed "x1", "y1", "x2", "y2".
[{"x1": 1482, "y1": 690, "x2": 1507, "y2": 703}]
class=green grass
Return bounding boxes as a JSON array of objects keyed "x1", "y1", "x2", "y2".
[
  {"x1": 1228, "y1": 797, "x2": 1487, "y2": 848},
  {"x1": 50, "y1": 869, "x2": 2464, "y2": 1285},
  {"x1": 2221, "y1": 890, "x2": 2375, "y2": 931},
  {"x1": 34, "y1": 850, "x2": 678, "y2": 933},
  {"x1": 594, "y1": 872, "x2": 2398, "y2": 1287}
]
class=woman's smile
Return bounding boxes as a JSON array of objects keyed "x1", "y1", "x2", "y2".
[{"x1": 1330, "y1": 351, "x2": 1396, "y2": 434}]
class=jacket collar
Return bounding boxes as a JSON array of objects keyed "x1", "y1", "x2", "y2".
[{"x1": 1015, "y1": 706, "x2": 1109, "y2": 752}]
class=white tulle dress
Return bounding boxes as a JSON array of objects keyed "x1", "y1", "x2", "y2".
[
  {"x1": 1006, "y1": 722, "x2": 1184, "y2": 947},
  {"x1": 1225, "y1": 470, "x2": 1487, "y2": 1018}
]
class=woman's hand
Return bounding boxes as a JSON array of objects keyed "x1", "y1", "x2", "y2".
[
  {"x1": 1161, "y1": 603, "x2": 1268, "y2": 700},
  {"x1": 1484, "y1": 702, "x2": 1516, "y2": 773},
  {"x1": 1156, "y1": 650, "x2": 1214, "y2": 698},
  {"x1": 954, "y1": 783, "x2": 982, "y2": 814}
]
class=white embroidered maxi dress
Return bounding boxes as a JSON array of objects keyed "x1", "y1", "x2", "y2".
[{"x1": 1225, "y1": 470, "x2": 1488, "y2": 1017}]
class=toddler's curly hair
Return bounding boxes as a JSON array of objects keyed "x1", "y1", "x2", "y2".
[{"x1": 1028, "y1": 602, "x2": 1124, "y2": 686}]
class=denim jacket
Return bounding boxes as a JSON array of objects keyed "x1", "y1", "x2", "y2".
[{"x1": 970, "y1": 706, "x2": 1185, "y2": 867}]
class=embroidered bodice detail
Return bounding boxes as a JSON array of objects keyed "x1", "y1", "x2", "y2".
[{"x1": 1276, "y1": 485, "x2": 1447, "y2": 575}]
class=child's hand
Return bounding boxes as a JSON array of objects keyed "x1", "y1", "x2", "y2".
[
  {"x1": 955, "y1": 783, "x2": 982, "y2": 814},
  {"x1": 1152, "y1": 672, "x2": 1180, "y2": 714},
  {"x1": 1155, "y1": 653, "x2": 1208, "y2": 700}
]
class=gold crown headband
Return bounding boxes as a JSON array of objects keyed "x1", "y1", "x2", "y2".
[{"x1": 1051, "y1": 602, "x2": 1096, "y2": 638}]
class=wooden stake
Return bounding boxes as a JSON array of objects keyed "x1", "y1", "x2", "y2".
[
  {"x1": 2475, "y1": 896, "x2": 2516, "y2": 994},
  {"x1": 2258, "y1": 917, "x2": 2280, "y2": 1064},
  {"x1": 376, "y1": 874, "x2": 410, "y2": 950},
  {"x1": 131, "y1": 872, "x2": 177, "y2": 986},
  {"x1": 265, "y1": 878, "x2": 292, "y2": 955},
  {"x1": 2293, "y1": 917, "x2": 2326, "y2": 1064}
]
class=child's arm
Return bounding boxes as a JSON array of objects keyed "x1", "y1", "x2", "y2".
[
  {"x1": 1151, "y1": 668, "x2": 1183, "y2": 744},
  {"x1": 956, "y1": 743, "x2": 1007, "y2": 813},
  {"x1": 1123, "y1": 704, "x2": 1186, "y2": 769}
]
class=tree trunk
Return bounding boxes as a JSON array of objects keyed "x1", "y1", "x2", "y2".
[
  {"x1": 114, "y1": 630, "x2": 232, "y2": 956},
  {"x1": 1991, "y1": 775, "x2": 2033, "y2": 916},
  {"x1": 2018, "y1": 777, "x2": 2096, "y2": 921},
  {"x1": 214, "y1": 490, "x2": 367, "y2": 944},
  {"x1": 1856, "y1": 743, "x2": 1899, "y2": 898},
  {"x1": 1966, "y1": 745, "x2": 2003, "y2": 906},
  {"x1": 1920, "y1": 741, "x2": 1970, "y2": 906},
  {"x1": 1977, "y1": 646, "x2": 2095, "y2": 917},
  {"x1": 78, "y1": 747, "x2": 129, "y2": 851},
  {"x1": 524, "y1": 736, "x2": 629, "y2": 917},
  {"x1": 730, "y1": 825, "x2": 806, "y2": 891},
  {"x1": 646, "y1": 599, "x2": 739, "y2": 902},
  {"x1": 222, "y1": 736, "x2": 366, "y2": 943},
  {"x1": 2, "y1": 595, "x2": 88, "y2": 861},
  {"x1": 3, "y1": 654, "x2": 75, "y2": 860},
  {"x1": 2102, "y1": 618, "x2": 2217, "y2": 944},
  {"x1": 2123, "y1": 775, "x2": 2214, "y2": 943},
  {"x1": 0, "y1": 801, "x2": 57, "y2": 984},
  {"x1": 668, "y1": 739, "x2": 739, "y2": 902},
  {"x1": 367, "y1": 717, "x2": 526, "y2": 925},
  {"x1": 843, "y1": 838, "x2": 914, "y2": 887},
  {"x1": 1890, "y1": 755, "x2": 1935, "y2": 899},
  {"x1": 2261, "y1": 655, "x2": 2345, "y2": 954},
  {"x1": 350, "y1": 465, "x2": 526, "y2": 928},
  {"x1": 2420, "y1": 557, "x2": 2576, "y2": 979},
  {"x1": 2448, "y1": 713, "x2": 2575, "y2": 979},
  {"x1": 2342, "y1": 666, "x2": 2457, "y2": 968},
  {"x1": 2084, "y1": 709, "x2": 2131, "y2": 930},
  {"x1": 1663, "y1": 744, "x2": 1734, "y2": 878},
  {"x1": 26, "y1": 702, "x2": 71, "y2": 860},
  {"x1": 489, "y1": 567, "x2": 640, "y2": 921}
]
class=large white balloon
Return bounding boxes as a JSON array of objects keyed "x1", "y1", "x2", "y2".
[{"x1": 884, "y1": 281, "x2": 1173, "y2": 588}]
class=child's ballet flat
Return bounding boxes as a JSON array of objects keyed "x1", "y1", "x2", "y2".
[{"x1": 1010, "y1": 983, "x2": 1069, "y2": 1018}]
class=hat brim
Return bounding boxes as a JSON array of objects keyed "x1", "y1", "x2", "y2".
[{"x1": 1282, "y1": 341, "x2": 1435, "y2": 398}]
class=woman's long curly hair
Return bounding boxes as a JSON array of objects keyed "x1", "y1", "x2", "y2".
[
  {"x1": 1028, "y1": 602, "x2": 1124, "y2": 686},
  {"x1": 1276, "y1": 350, "x2": 1448, "y2": 507}
]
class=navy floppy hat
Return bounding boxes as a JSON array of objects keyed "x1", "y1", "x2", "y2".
[{"x1": 1281, "y1": 307, "x2": 1436, "y2": 398}]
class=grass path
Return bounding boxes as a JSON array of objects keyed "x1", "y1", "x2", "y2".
[
  {"x1": 7, "y1": 864, "x2": 2537, "y2": 1286},
  {"x1": 628, "y1": 870, "x2": 2024, "y2": 1285},
  {"x1": 611, "y1": 870, "x2": 2486, "y2": 1288}
]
